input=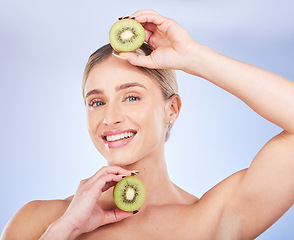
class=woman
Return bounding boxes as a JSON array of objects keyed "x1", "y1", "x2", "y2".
[{"x1": 2, "y1": 9, "x2": 294, "y2": 240}]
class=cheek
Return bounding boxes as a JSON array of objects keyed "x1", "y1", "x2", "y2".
[
  {"x1": 152, "y1": 109, "x2": 166, "y2": 138},
  {"x1": 137, "y1": 104, "x2": 166, "y2": 139},
  {"x1": 86, "y1": 109, "x2": 102, "y2": 140}
]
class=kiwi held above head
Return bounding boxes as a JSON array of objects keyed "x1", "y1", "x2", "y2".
[
  {"x1": 109, "y1": 18, "x2": 145, "y2": 52},
  {"x1": 113, "y1": 176, "x2": 146, "y2": 212}
]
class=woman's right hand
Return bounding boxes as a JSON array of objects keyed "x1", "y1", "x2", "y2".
[{"x1": 42, "y1": 166, "x2": 134, "y2": 239}]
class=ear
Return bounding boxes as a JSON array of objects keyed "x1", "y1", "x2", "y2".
[{"x1": 165, "y1": 94, "x2": 181, "y2": 124}]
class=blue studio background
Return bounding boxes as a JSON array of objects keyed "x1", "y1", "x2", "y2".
[{"x1": 0, "y1": 0, "x2": 293, "y2": 239}]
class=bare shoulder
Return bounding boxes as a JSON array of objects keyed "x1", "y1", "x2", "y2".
[{"x1": 1, "y1": 197, "x2": 72, "y2": 240}]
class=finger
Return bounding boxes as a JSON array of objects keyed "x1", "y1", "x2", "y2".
[
  {"x1": 100, "y1": 166, "x2": 131, "y2": 176},
  {"x1": 133, "y1": 13, "x2": 166, "y2": 27},
  {"x1": 103, "y1": 209, "x2": 133, "y2": 225},
  {"x1": 142, "y1": 22, "x2": 157, "y2": 33},
  {"x1": 119, "y1": 52, "x2": 158, "y2": 69},
  {"x1": 88, "y1": 166, "x2": 131, "y2": 184},
  {"x1": 144, "y1": 29, "x2": 153, "y2": 43},
  {"x1": 94, "y1": 174, "x2": 124, "y2": 192},
  {"x1": 74, "y1": 174, "x2": 123, "y2": 203},
  {"x1": 130, "y1": 9, "x2": 159, "y2": 18},
  {"x1": 96, "y1": 170, "x2": 139, "y2": 192},
  {"x1": 135, "y1": 14, "x2": 177, "y2": 39},
  {"x1": 101, "y1": 180, "x2": 118, "y2": 192}
]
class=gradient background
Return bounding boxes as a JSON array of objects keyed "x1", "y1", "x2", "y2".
[{"x1": 1, "y1": 0, "x2": 293, "y2": 238}]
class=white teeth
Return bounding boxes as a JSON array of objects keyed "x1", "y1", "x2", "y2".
[{"x1": 105, "y1": 132, "x2": 135, "y2": 142}]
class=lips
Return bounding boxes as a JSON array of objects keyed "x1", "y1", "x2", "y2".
[{"x1": 101, "y1": 129, "x2": 137, "y2": 149}]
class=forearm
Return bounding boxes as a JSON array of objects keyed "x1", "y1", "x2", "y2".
[
  {"x1": 39, "y1": 217, "x2": 80, "y2": 240},
  {"x1": 186, "y1": 45, "x2": 294, "y2": 134}
]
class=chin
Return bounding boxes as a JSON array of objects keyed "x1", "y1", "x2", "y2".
[
  {"x1": 98, "y1": 143, "x2": 144, "y2": 167},
  {"x1": 105, "y1": 147, "x2": 147, "y2": 167},
  {"x1": 107, "y1": 156, "x2": 138, "y2": 167}
]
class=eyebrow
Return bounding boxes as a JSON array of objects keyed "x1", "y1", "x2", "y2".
[{"x1": 85, "y1": 82, "x2": 147, "y2": 99}]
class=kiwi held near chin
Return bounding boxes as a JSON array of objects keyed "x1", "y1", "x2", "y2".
[
  {"x1": 109, "y1": 18, "x2": 145, "y2": 52},
  {"x1": 113, "y1": 176, "x2": 146, "y2": 212}
]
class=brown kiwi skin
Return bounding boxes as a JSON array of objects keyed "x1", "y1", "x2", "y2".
[
  {"x1": 110, "y1": 43, "x2": 142, "y2": 54},
  {"x1": 110, "y1": 42, "x2": 142, "y2": 54}
]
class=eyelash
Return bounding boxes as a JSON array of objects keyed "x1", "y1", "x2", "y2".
[
  {"x1": 88, "y1": 100, "x2": 104, "y2": 107},
  {"x1": 88, "y1": 95, "x2": 140, "y2": 107},
  {"x1": 125, "y1": 95, "x2": 140, "y2": 102}
]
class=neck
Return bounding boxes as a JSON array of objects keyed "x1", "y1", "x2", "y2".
[{"x1": 109, "y1": 144, "x2": 181, "y2": 208}]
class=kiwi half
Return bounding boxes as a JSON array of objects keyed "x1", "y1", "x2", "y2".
[
  {"x1": 113, "y1": 176, "x2": 146, "y2": 212},
  {"x1": 109, "y1": 18, "x2": 145, "y2": 52}
]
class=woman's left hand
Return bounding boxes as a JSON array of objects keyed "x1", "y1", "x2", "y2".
[{"x1": 119, "y1": 9, "x2": 200, "y2": 73}]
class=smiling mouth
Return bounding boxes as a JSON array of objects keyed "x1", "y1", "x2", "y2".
[{"x1": 102, "y1": 131, "x2": 137, "y2": 142}]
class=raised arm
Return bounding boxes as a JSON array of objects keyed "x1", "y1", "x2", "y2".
[
  {"x1": 192, "y1": 38, "x2": 294, "y2": 239},
  {"x1": 121, "y1": 9, "x2": 294, "y2": 238},
  {"x1": 121, "y1": 10, "x2": 294, "y2": 134}
]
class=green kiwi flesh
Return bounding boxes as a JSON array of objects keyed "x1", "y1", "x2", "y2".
[
  {"x1": 109, "y1": 19, "x2": 145, "y2": 52},
  {"x1": 113, "y1": 176, "x2": 146, "y2": 212}
]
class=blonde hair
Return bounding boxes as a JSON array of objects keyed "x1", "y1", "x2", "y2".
[{"x1": 82, "y1": 43, "x2": 178, "y2": 141}]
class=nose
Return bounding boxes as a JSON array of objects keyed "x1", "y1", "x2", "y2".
[{"x1": 102, "y1": 101, "x2": 124, "y2": 127}]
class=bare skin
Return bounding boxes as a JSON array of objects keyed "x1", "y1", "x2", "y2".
[{"x1": 2, "y1": 9, "x2": 294, "y2": 240}]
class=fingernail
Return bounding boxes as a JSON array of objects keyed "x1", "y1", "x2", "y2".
[
  {"x1": 133, "y1": 210, "x2": 139, "y2": 215},
  {"x1": 117, "y1": 174, "x2": 127, "y2": 178},
  {"x1": 112, "y1": 51, "x2": 128, "y2": 60},
  {"x1": 112, "y1": 50, "x2": 119, "y2": 55},
  {"x1": 118, "y1": 16, "x2": 123, "y2": 20},
  {"x1": 123, "y1": 16, "x2": 129, "y2": 19},
  {"x1": 131, "y1": 16, "x2": 135, "y2": 19},
  {"x1": 130, "y1": 171, "x2": 139, "y2": 176}
]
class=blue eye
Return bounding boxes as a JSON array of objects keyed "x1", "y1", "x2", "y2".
[
  {"x1": 89, "y1": 100, "x2": 105, "y2": 107},
  {"x1": 126, "y1": 96, "x2": 140, "y2": 102}
]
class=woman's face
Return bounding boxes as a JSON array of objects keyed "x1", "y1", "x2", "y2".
[{"x1": 84, "y1": 55, "x2": 169, "y2": 166}]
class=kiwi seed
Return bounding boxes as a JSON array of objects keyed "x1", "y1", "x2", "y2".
[
  {"x1": 113, "y1": 176, "x2": 146, "y2": 212},
  {"x1": 109, "y1": 18, "x2": 145, "y2": 53}
]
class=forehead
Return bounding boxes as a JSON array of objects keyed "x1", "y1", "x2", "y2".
[{"x1": 84, "y1": 55, "x2": 160, "y2": 96}]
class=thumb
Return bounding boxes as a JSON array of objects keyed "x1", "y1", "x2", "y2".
[
  {"x1": 103, "y1": 209, "x2": 134, "y2": 225},
  {"x1": 119, "y1": 52, "x2": 156, "y2": 68}
]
